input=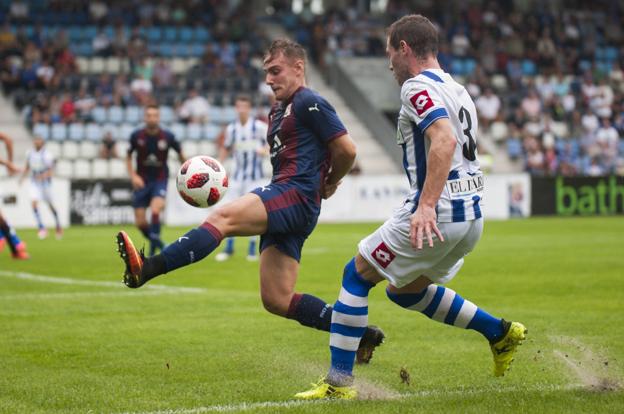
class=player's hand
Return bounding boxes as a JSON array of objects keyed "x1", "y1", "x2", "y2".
[
  {"x1": 6, "y1": 162, "x2": 21, "y2": 176},
  {"x1": 410, "y1": 204, "x2": 444, "y2": 250},
  {"x1": 321, "y1": 179, "x2": 341, "y2": 200},
  {"x1": 131, "y1": 174, "x2": 145, "y2": 190}
]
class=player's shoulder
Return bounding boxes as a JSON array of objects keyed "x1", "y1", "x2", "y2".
[
  {"x1": 161, "y1": 128, "x2": 175, "y2": 139},
  {"x1": 401, "y1": 71, "x2": 445, "y2": 96},
  {"x1": 130, "y1": 128, "x2": 143, "y2": 139},
  {"x1": 293, "y1": 87, "x2": 329, "y2": 109}
]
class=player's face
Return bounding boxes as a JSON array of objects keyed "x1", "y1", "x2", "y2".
[
  {"x1": 235, "y1": 99, "x2": 251, "y2": 120},
  {"x1": 33, "y1": 138, "x2": 44, "y2": 150},
  {"x1": 386, "y1": 38, "x2": 410, "y2": 86},
  {"x1": 144, "y1": 108, "x2": 160, "y2": 129},
  {"x1": 263, "y1": 52, "x2": 304, "y2": 101}
]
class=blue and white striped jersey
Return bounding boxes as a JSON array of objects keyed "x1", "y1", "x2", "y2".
[
  {"x1": 223, "y1": 117, "x2": 268, "y2": 181},
  {"x1": 26, "y1": 147, "x2": 55, "y2": 178},
  {"x1": 397, "y1": 68, "x2": 483, "y2": 222}
]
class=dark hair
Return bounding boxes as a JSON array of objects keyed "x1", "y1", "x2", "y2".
[
  {"x1": 145, "y1": 104, "x2": 159, "y2": 111},
  {"x1": 387, "y1": 14, "x2": 439, "y2": 59},
  {"x1": 235, "y1": 94, "x2": 252, "y2": 104},
  {"x1": 264, "y1": 38, "x2": 307, "y2": 64}
]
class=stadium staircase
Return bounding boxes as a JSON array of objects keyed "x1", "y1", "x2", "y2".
[{"x1": 0, "y1": 92, "x2": 31, "y2": 166}]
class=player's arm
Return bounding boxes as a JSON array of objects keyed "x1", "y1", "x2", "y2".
[
  {"x1": 18, "y1": 160, "x2": 30, "y2": 184},
  {"x1": 411, "y1": 118, "x2": 456, "y2": 249},
  {"x1": 126, "y1": 134, "x2": 144, "y2": 189},
  {"x1": 0, "y1": 132, "x2": 14, "y2": 163},
  {"x1": 323, "y1": 133, "x2": 356, "y2": 199},
  {"x1": 255, "y1": 121, "x2": 270, "y2": 157}
]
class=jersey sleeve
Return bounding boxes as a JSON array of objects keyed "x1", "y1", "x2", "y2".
[
  {"x1": 167, "y1": 131, "x2": 181, "y2": 153},
  {"x1": 401, "y1": 77, "x2": 449, "y2": 134},
  {"x1": 223, "y1": 124, "x2": 234, "y2": 149},
  {"x1": 297, "y1": 93, "x2": 347, "y2": 143},
  {"x1": 127, "y1": 131, "x2": 137, "y2": 156}
]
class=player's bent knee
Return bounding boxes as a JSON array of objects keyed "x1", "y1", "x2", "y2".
[{"x1": 260, "y1": 292, "x2": 290, "y2": 316}]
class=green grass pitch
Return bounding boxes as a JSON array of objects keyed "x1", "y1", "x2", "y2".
[{"x1": 1, "y1": 217, "x2": 623, "y2": 413}]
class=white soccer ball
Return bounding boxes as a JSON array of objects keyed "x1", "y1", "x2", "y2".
[{"x1": 176, "y1": 155, "x2": 228, "y2": 208}]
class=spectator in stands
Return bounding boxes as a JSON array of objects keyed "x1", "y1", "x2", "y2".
[
  {"x1": 596, "y1": 117, "x2": 619, "y2": 169},
  {"x1": 9, "y1": 1, "x2": 29, "y2": 22},
  {"x1": 152, "y1": 58, "x2": 173, "y2": 88},
  {"x1": 74, "y1": 87, "x2": 96, "y2": 122},
  {"x1": 55, "y1": 47, "x2": 77, "y2": 75},
  {"x1": 93, "y1": 30, "x2": 112, "y2": 57},
  {"x1": 524, "y1": 134, "x2": 545, "y2": 175},
  {"x1": 521, "y1": 89, "x2": 542, "y2": 120},
  {"x1": 60, "y1": 93, "x2": 76, "y2": 123},
  {"x1": 178, "y1": 89, "x2": 210, "y2": 124},
  {"x1": 130, "y1": 73, "x2": 153, "y2": 105},
  {"x1": 99, "y1": 131, "x2": 118, "y2": 160},
  {"x1": 475, "y1": 87, "x2": 501, "y2": 128},
  {"x1": 36, "y1": 59, "x2": 55, "y2": 89},
  {"x1": 89, "y1": 1, "x2": 109, "y2": 23},
  {"x1": 0, "y1": 56, "x2": 21, "y2": 94}
]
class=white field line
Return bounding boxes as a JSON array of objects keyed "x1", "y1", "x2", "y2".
[
  {"x1": 0, "y1": 290, "x2": 180, "y2": 300},
  {"x1": 122, "y1": 383, "x2": 579, "y2": 414},
  {"x1": 0, "y1": 270, "x2": 206, "y2": 294}
]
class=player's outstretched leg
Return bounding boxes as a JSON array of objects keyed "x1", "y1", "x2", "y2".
[
  {"x1": 32, "y1": 203, "x2": 47, "y2": 239},
  {"x1": 48, "y1": 203, "x2": 62, "y2": 239},
  {"x1": 215, "y1": 237, "x2": 234, "y2": 261},
  {"x1": 295, "y1": 258, "x2": 376, "y2": 400},
  {"x1": 116, "y1": 221, "x2": 223, "y2": 288},
  {"x1": 386, "y1": 285, "x2": 526, "y2": 376}
]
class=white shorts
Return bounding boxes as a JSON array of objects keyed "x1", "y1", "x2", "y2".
[
  {"x1": 358, "y1": 202, "x2": 483, "y2": 288},
  {"x1": 29, "y1": 180, "x2": 53, "y2": 203}
]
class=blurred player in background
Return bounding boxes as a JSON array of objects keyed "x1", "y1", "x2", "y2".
[
  {"x1": 117, "y1": 39, "x2": 384, "y2": 363},
  {"x1": 0, "y1": 132, "x2": 29, "y2": 259},
  {"x1": 127, "y1": 105, "x2": 185, "y2": 256},
  {"x1": 215, "y1": 94, "x2": 269, "y2": 262},
  {"x1": 19, "y1": 135, "x2": 62, "y2": 239},
  {"x1": 296, "y1": 15, "x2": 527, "y2": 400}
]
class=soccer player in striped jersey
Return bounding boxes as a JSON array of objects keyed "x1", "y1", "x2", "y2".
[
  {"x1": 296, "y1": 15, "x2": 527, "y2": 400},
  {"x1": 215, "y1": 95, "x2": 269, "y2": 262},
  {"x1": 20, "y1": 135, "x2": 62, "y2": 239},
  {"x1": 127, "y1": 105, "x2": 185, "y2": 256},
  {"x1": 0, "y1": 132, "x2": 29, "y2": 259},
  {"x1": 116, "y1": 39, "x2": 384, "y2": 365}
]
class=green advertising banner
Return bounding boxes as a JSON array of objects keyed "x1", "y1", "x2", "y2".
[{"x1": 531, "y1": 176, "x2": 624, "y2": 215}]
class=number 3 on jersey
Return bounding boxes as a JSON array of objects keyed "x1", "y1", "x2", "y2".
[{"x1": 458, "y1": 106, "x2": 477, "y2": 161}]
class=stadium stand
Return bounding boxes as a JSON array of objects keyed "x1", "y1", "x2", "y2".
[{"x1": 284, "y1": 0, "x2": 624, "y2": 176}]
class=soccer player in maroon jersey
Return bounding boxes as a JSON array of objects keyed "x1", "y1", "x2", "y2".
[
  {"x1": 117, "y1": 40, "x2": 383, "y2": 363},
  {"x1": 126, "y1": 105, "x2": 185, "y2": 256}
]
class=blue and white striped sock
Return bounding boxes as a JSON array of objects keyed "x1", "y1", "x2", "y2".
[
  {"x1": 33, "y1": 207, "x2": 44, "y2": 230},
  {"x1": 328, "y1": 258, "x2": 374, "y2": 385},
  {"x1": 386, "y1": 285, "x2": 504, "y2": 342}
]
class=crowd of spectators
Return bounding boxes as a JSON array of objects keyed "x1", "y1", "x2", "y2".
[
  {"x1": 284, "y1": 0, "x2": 624, "y2": 176},
  {"x1": 0, "y1": 0, "x2": 270, "y2": 137}
]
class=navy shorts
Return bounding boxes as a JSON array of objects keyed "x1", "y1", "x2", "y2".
[
  {"x1": 251, "y1": 183, "x2": 319, "y2": 262},
  {"x1": 132, "y1": 180, "x2": 168, "y2": 208}
]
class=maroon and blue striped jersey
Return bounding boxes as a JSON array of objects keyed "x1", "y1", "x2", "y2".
[
  {"x1": 128, "y1": 127, "x2": 181, "y2": 182},
  {"x1": 267, "y1": 86, "x2": 347, "y2": 204}
]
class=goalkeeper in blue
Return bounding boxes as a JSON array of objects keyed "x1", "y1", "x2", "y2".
[{"x1": 296, "y1": 14, "x2": 527, "y2": 400}]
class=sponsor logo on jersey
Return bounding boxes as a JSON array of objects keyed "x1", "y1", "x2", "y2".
[
  {"x1": 410, "y1": 90, "x2": 434, "y2": 116},
  {"x1": 308, "y1": 103, "x2": 320, "y2": 112},
  {"x1": 372, "y1": 242, "x2": 396, "y2": 269}
]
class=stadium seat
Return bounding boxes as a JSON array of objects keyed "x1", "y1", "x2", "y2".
[
  {"x1": 116, "y1": 140, "x2": 129, "y2": 155},
  {"x1": 204, "y1": 124, "x2": 222, "y2": 141},
  {"x1": 76, "y1": 57, "x2": 90, "y2": 73},
  {"x1": 74, "y1": 159, "x2": 92, "y2": 178},
  {"x1": 159, "y1": 106, "x2": 175, "y2": 124},
  {"x1": 62, "y1": 141, "x2": 79, "y2": 159},
  {"x1": 107, "y1": 57, "x2": 121, "y2": 73},
  {"x1": 182, "y1": 141, "x2": 199, "y2": 157},
  {"x1": 55, "y1": 159, "x2": 73, "y2": 178},
  {"x1": 108, "y1": 158, "x2": 126, "y2": 178},
  {"x1": 490, "y1": 121, "x2": 508, "y2": 142},
  {"x1": 68, "y1": 123, "x2": 85, "y2": 141},
  {"x1": 220, "y1": 106, "x2": 237, "y2": 124},
  {"x1": 108, "y1": 106, "x2": 124, "y2": 124},
  {"x1": 45, "y1": 141, "x2": 62, "y2": 158},
  {"x1": 170, "y1": 123, "x2": 187, "y2": 141},
  {"x1": 85, "y1": 123, "x2": 103, "y2": 141},
  {"x1": 198, "y1": 141, "x2": 217, "y2": 156},
  {"x1": 79, "y1": 141, "x2": 98, "y2": 159},
  {"x1": 92, "y1": 106, "x2": 107, "y2": 123},
  {"x1": 187, "y1": 123, "x2": 203, "y2": 140},
  {"x1": 92, "y1": 159, "x2": 109, "y2": 178},
  {"x1": 118, "y1": 123, "x2": 135, "y2": 140},
  {"x1": 125, "y1": 106, "x2": 142, "y2": 124},
  {"x1": 33, "y1": 123, "x2": 50, "y2": 140},
  {"x1": 51, "y1": 124, "x2": 67, "y2": 141}
]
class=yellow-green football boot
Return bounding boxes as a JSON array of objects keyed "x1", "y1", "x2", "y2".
[{"x1": 490, "y1": 320, "x2": 528, "y2": 377}]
